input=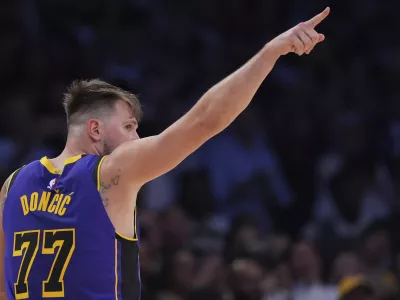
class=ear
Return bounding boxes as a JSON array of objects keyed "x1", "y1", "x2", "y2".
[{"x1": 87, "y1": 119, "x2": 102, "y2": 142}]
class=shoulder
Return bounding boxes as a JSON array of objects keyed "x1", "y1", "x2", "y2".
[
  {"x1": 98, "y1": 155, "x2": 122, "y2": 192},
  {"x1": 0, "y1": 173, "x2": 14, "y2": 222},
  {"x1": 0, "y1": 166, "x2": 25, "y2": 214}
]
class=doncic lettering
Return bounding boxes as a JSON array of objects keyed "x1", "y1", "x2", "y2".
[{"x1": 20, "y1": 191, "x2": 72, "y2": 217}]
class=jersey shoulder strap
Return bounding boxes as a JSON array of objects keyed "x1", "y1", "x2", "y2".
[
  {"x1": 91, "y1": 155, "x2": 107, "y2": 192},
  {"x1": 5, "y1": 166, "x2": 24, "y2": 196}
]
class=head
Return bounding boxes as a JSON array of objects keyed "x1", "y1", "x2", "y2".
[
  {"x1": 230, "y1": 259, "x2": 264, "y2": 298},
  {"x1": 331, "y1": 252, "x2": 364, "y2": 283},
  {"x1": 361, "y1": 221, "x2": 391, "y2": 268},
  {"x1": 63, "y1": 79, "x2": 142, "y2": 155},
  {"x1": 291, "y1": 241, "x2": 321, "y2": 283}
]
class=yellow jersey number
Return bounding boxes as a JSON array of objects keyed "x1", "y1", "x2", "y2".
[{"x1": 13, "y1": 229, "x2": 75, "y2": 299}]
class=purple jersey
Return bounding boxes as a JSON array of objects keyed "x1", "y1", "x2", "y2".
[{"x1": 2, "y1": 154, "x2": 140, "y2": 300}]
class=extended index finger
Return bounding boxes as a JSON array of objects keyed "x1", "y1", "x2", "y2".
[{"x1": 305, "y1": 7, "x2": 330, "y2": 28}]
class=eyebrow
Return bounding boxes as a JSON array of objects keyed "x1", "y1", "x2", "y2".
[{"x1": 128, "y1": 118, "x2": 138, "y2": 126}]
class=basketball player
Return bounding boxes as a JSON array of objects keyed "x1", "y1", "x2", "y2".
[{"x1": 0, "y1": 7, "x2": 329, "y2": 300}]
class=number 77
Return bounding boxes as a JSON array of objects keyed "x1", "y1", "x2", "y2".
[{"x1": 13, "y1": 229, "x2": 75, "y2": 299}]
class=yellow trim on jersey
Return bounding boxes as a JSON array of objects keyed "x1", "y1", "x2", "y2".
[
  {"x1": 134, "y1": 208, "x2": 138, "y2": 239},
  {"x1": 6, "y1": 167, "x2": 22, "y2": 196},
  {"x1": 96, "y1": 156, "x2": 107, "y2": 191},
  {"x1": 115, "y1": 232, "x2": 138, "y2": 242},
  {"x1": 115, "y1": 208, "x2": 139, "y2": 241},
  {"x1": 40, "y1": 157, "x2": 61, "y2": 175},
  {"x1": 64, "y1": 155, "x2": 83, "y2": 166},
  {"x1": 115, "y1": 240, "x2": 118, "y2": 300},
  {"x1": 40, "y1": 155, "x2": 83, "y2": 175}
]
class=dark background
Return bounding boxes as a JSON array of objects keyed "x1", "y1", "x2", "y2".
[{"x1": 1, "y1": 0, "x2": 400, "y2": 299}]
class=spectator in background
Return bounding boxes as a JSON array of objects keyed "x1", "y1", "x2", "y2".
[
  {"x1": 262, "y1": 262, "x2": 293, "y2": 300},
  {"x1": 316, "y1": 111, "x2": 392, "y2": 207},
  {"x1": 230, "y1": 259, "x2": 264, "y2": 300},
  {"x1": 316, "y1": 112, "x2": 369, "y2": 189},
  {"x1": 360, "y1": 222, "x2": 399, "y2": 300},
  {"x1": 303, "y1": 158, "x2": 390, "y2": 263},
  {"x1": 200, "y1": 108, "x2": 292, "y2": 233},
  {"x1": 290, "y1": 241, "x2": 336, "y2": 300},
  {"x1": 330, "y1": 251, "x2": 364, "y2": 283},
  {"x1": 338, "y1": 276, "x2": 376, "y2": 300},
  {"x1": 2, "y1": 1, "x2": 400, "y2": 299}
]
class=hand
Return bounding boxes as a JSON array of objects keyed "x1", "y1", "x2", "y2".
[{"x1": 270, "y1": 7, "x2": 330, "y2": 56}]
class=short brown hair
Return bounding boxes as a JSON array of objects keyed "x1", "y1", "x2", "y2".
[{"x1": 63, "y1": 79, "x2": 142, "y2": 126}]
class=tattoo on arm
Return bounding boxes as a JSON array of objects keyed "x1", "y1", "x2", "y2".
[{"x1": 99, "y1": 170, "x2": 121, "y2": 208}]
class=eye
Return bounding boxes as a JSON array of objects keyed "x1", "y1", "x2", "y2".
[{"x1": 125, "y1": 124, "x2": 133, "y2": 130}]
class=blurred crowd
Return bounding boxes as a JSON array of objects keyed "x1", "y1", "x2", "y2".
[{"x1": 1, "y1": 0, "x2": 400, "y2": 299}]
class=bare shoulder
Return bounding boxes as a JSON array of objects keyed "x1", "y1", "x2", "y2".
[{"x1": 99, "y1": 144, "x2": 147, "y2": 188}]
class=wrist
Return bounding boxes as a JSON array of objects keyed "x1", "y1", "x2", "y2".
[{"x1": 262, "y1": 41, "x2": 283, "y2": 60}]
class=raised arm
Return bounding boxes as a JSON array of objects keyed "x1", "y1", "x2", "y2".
[{"x1": 102, "y1": 8, "x2": 330, "y2": 187}]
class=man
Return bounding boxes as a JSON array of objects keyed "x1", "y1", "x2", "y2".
[{"x1": 0, "y1": 7, "x2": 330, "y2": 300}]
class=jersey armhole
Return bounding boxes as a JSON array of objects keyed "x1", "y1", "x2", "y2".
[
  {"x1": 92, "y1": 156, "x2": 139, "y2": 242},
  {"x1": 92, "y1": 156, "x2": 107, "y2": 191},
  {"x1": 6, "y1": 166, "x2": 24, "y2": 196}
]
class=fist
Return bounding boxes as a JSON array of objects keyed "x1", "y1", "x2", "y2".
[{"x1": 271, "y1": 7, "x2": 330, "y2": 56}]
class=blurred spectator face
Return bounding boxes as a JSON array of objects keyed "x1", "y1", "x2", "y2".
[
  {"x1": 261, "y1": 263, "x2": 292, "y2": 296},
  {"x1": 162, "y1": 206, "x2": 191, "y2": 248},
  {"x1": 291, "y1": 242, "x2": 320, "y2": 282},
  {"x1": 139, "y1": 210, "x2": 163, "y2": 249},
  {"x1": 231, "y1": 259, "x2": 263, "y2": 299},
  {"x1": 230, "y1": 223, "x2": 269, "y2": 260},
  {"x1": 363, "y1": 230, "x2": 390, "y2": 267},
  {"x1": 260, "y1": 273, "x2": 280, "y2": 295},
  {"x1": 267, "y1": 234, "x2": 291, "y2": 260},
  {"x1": 236, "y1": 224, "x2": 259, "y2": 248},
  {"x1": 171, "y1": 250, "x2": 195, "y2": 293},
  {"x1": 331, "y1": 252, "x2": 363, "y2": 282},
  {"x1": 139, "y1": 241, "x2": 161, "y2": 278}
]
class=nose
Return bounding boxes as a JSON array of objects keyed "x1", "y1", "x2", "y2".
[{"x1": 132, "y1": 131, "x2": 140, "y2": 140}]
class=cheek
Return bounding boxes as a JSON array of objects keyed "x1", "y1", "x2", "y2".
[{"x1": 104, "y1": 127, "x2": 124, "y2": 145}]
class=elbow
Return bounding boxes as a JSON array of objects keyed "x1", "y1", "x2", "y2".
[{"x1": 195, "y1": 108, "x2": 227, "y2": 138}]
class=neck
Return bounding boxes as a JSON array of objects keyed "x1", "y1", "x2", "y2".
[{"x1": 52, "y1": 136, "x2": 100, "y2": 166}]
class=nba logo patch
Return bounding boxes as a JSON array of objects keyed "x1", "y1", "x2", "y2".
[{"x1": 47, "y1": 178, "x2": 57, "y2": 190}]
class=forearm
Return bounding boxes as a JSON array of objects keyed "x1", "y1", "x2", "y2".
[
  {"x1": 110, "y1": 8, "x2": 329, "y2": 185},
  {"x1": 181, "y1": 7, "x2": 330, "y2": 136},
  {"x1": 185, "y1": 43, "x2": 281, "y2": 135}
]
